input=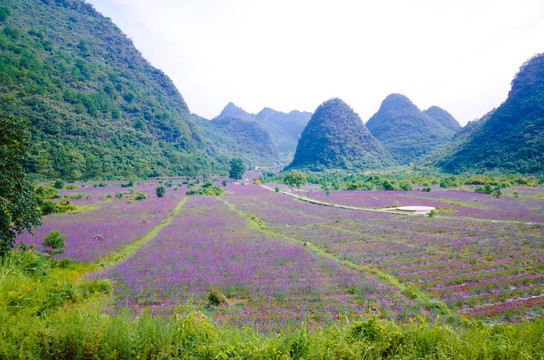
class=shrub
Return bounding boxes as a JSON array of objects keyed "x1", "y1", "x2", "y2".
[
  {"x1": 120, "y1": 180, "x2": 134, "y2": 188},
  {"x1": 42, "y1": 230, "x2": 66, "y2": 258},
  {"x1": 56, "y1": 200, "x2": 76, "y2": 213},
  {"x1": 40, "y1": 200, "x2": 57, "y2": 215},
  {"x1": 186, "y1": 186, "x2": 225, "y2": 196},
  {"x1": 399, "y1": 181, "x2": 413, "y2": 191},
  {"x1": 135, "y1": 192, "x2": 146, "y2": 200},
  {"x1": 382, "y1": 180, "x2": 396, "y2": 191},
  {"x1": 34, "y1": 185, "x2": 59, "y2": 199},
  {"x1": 53, "y1": 179, "x2": 64, "y2": 189},
  {"x1": 156, "y1": 185, "x2": 166, "y2": 198}
]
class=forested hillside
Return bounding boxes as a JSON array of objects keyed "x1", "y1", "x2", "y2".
[
  {"x1": 0, "y1": 0, "x2": 214, "y2": 180},
  {"x1": 366, "y1": 94, "x2": 457, "y2": 165},
  {"x1": 253, "y1": 107, "x2": 311, "y2": 164},
  {"x1": 423, "y1": 106, "x2": 461, "y2": 131},
  {"x1": 287, "y1": 98, "x2": 396, "y2": 171},
  {"x1": 436, "y1": 53, "x2": 544, "y2": 174},
  {"x1": 199, "y1": 102, "x2": 310, "y2": 165},
  {"x1": 207, "y1": 114, "x2": 280, "y2": 167}
]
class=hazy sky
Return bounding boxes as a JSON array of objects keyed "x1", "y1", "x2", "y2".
[{"x1": 86, "y1": 0, "x2": 544, "y2": 125}]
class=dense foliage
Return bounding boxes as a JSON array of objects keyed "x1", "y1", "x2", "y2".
[
  {"x1": 0, "y1": 116, "x2": 41, "y2": 258},
  {"x1": 366, "y1": 94, "x2": 458, "y2": 165},
  {"x1": 253, "y1": 107, "x2": 312, "y2": 164},
  {"x1": 196, "y1": 103, "x2": 311, "y2": 165},
  {"x1": 423, "y1": 105, "x2": 462, "y2": 131},
  {"x1": 436, "y1": 53, "x2": 544, "y2": 174},
  {"x1": 210, "y1": 116, "x2": 279, "y2": 166},
  {"x1": 228, "y1": 157, "x2": 244, "y2": 180},
  {"x1": 283, "y1": 169, "x2": 307, "y2": 189},
  {"x1": 0, "y1": 0, "x2": 217, "y2": 180},
  {"x1": 287, "y1": 98, "x2": 396, "y2": 171},
  {"x1": 263, "y1": 168, "x2": 544, "y2": 192}
]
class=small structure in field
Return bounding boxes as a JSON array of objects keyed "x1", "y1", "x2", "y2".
[{"x1": 387, "y1": 206, "x2": 435, "y2": 215}]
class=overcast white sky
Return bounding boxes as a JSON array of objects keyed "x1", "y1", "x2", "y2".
[{"x1": 86, "y1": 0, "x2": 544, "y2": 125}]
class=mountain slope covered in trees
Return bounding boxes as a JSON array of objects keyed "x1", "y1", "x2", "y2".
[
  {"x1": 436, "y1": 53, "x2": 544, "y2": 174},
  {"x1": 423, "y1": 106, "x2": 461, "y2": 131},
  {"x1": 253, "y1": 107, "x2": 311, "y2": 163},
  {"x1": 207, "y1": 109, "x2": 280, "y2": 166},
  {"x1": 201, "y1": 102, "x2": 310, "y2": 164},
  {"x1": 0, "y1": 0, "x2": 213, "y2": 180},
  {"x1": 287, "y1": 98, "x2": 396, "y2": 171},
  {"x1": 366, "y1": 94, "x2": 457, "y2": 165}
]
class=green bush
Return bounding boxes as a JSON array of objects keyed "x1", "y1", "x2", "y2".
[
  {"x1": 120, "y1": 180, "x2": 134, "y2": 188},
  {"x1": 34, "y1": 185, "x2": 59, "y2": 199},
  {"x1": 186, "y1": 186, "x2": 226, "y2": 196},
  {"x1": 135, "y1": 192, "x2": 146, "y2": 200},
  {"x1": 156, "y1": 185, "x2": 166, "y2": 198},
  {"x1": 53, "y1": 179, "x2": 64, "y2": 189},
  {"x1": 41, "y1": 230, "x2": 66, "y2": 258},
  {"x1": 55, "y1": 200, "x2": 76, "y2": 213},
  {"x1": 40, "y1": 200, "x2": 57, "y2": 215}
]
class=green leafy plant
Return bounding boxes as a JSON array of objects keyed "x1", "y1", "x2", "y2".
[
  {"x1": 156, "y1": 185, "x2": 166, "y2": 198},
  {"x1": 41, "y1": 230, "x2": 66, "y2": 258},
  {"x1": 229, "y1": 157, "x2": 245, "y2": 180},
  {"x1": 283, "y1": 170, "x2": 307, "y2": 189},
  {"x1": 53, "y1": 179, "x2": 64, "y2": 189},
  {"x1": 0, "y1": 116, "x2": 42, "y2": 259},
  {"x1": 135, "y1": 192, "x2": 146, "y2": 200}
]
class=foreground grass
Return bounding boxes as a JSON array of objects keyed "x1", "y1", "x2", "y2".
[{"x1": 1, "y1": 251, "x2": 543, "y2": 359}]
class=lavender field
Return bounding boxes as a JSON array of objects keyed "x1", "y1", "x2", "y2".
[{"x1": 18, "y1": 180, "x2": 544, "y2": 328}]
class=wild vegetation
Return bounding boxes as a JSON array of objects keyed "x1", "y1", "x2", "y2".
[
  {"x1": 287, "y1": 98, "x2": 396, "y2": 171},
  {"x1": 435, "y1": 52, "x2": 544, "y2": 174},
  {"x1": 366, "y1": 94, "x2": 458, "y2": 165},
  {"x1": 0, "y1": 0, "x2": 218, "y2": 180}
]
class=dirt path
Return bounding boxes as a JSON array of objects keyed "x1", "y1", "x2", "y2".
[
  {"x1": 260, "y1": 185, "x2": 419, "y2": 215},
  {"x1": 261, "y1": 185, "x2": 544, "y2": 226}
]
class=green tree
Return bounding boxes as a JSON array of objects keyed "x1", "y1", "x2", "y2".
[
  {"x1": 156, "y1": 185, "x2": 166, "y2": 198},
  {"x1": 41, "y1": 230, "x2": 66, "y2": 258},
  {"x1": 53, "y1": 179, "x2": 64, "y2": 189},
  {"x1": 0, "y1": 117, "x2": 42, "y2": 259},
  {"x1": 229, "y1": 158, "x2": 244, "y2": 180},
  {"x1": 283, "y1": 170, "x2": 307, "y2": 189}
]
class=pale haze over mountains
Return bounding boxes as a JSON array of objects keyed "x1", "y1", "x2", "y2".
[{"x1": 87, "y1": 0, "x2": 544, "y2": 126}]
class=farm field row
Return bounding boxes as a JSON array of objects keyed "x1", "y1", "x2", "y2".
[
  {"x1": 17, "y1": 180, "x2": 544, "y2": 327},
  {"x1": 97, "y1": 195, "x2": 429, "y2": 331},
  {"x1": 273, "y1": 184, "x2": 544, "y2": 223},
  {"x1": 224, "y1": 184, "x2": 544, "y2": 321}
]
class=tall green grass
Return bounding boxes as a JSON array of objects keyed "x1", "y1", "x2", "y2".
[{"x1": 1, "y1": 250, "x2": 543, "y2": 359}]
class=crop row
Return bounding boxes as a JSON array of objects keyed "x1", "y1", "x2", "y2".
[
  {"x1": 224, "y1": 185, "x2": 544, "y2": 321},
  {"x1": 18, "y1": 181, "x2": 185, "y2": 262},
  {"x1": 98, "y1": 195, "x2": 427, "y2": 331}
]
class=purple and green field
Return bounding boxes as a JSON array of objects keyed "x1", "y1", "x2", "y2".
[{"x1": 18, "y1": 180, "x2": 544, "y2": 328}]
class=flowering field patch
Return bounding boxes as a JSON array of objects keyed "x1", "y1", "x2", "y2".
[
  {"x1": 17, "y1": 181, "x2": 186, "y2": 262},
  {"x1": 101, "y1": 195, "x2": 426, "y2": 331},
  {"x1": 306, "y1": 189, "x2": 544, "y2": 223},
  {"x1": 17, "y1": 181, "x2": 543, "y2": 327},
  {"x1": 225, "y1": 185, "x2": 544, "y2": 322}
]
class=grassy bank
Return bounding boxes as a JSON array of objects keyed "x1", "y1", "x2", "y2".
[{"x1": 1, "y1": 251, "x2": 543, "y2": 359}]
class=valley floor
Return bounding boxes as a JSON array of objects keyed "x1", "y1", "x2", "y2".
[{"x1": 4, "y1": 178, "x2": 544, "y2": 358}]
